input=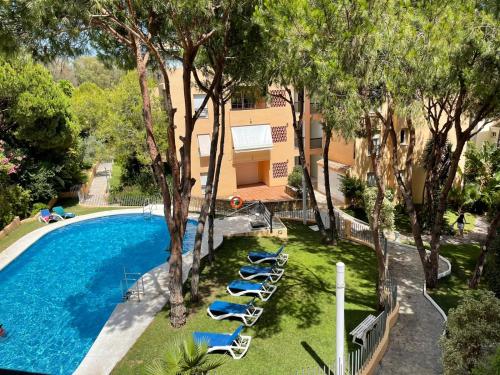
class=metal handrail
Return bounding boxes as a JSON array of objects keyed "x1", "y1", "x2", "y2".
[{"x1": 223, "y1": 201, "x2": 260, "y2": 217}]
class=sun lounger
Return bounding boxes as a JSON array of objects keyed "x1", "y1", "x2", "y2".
[
  {"x1": 239, "y1": 264, "x2": 284, "y2": 283},
  {"x1": 226, "y1": 280, "x2": 277, "y2": 301},
  {"x1": 38, "y1": 209, "x2": 62, "y2": 224},
  {"x1": 207, "y1": 298, "x2": 263, "y2": 326},
  {"x1": 52, "y1": 206, "x2": 76, "y2": 219},
  {"x1": 248, "y1": 245, "x2": 288, "y2": 266},
  {"x1": 193, "y1": 324, "x2": 251, "y2": 359}
]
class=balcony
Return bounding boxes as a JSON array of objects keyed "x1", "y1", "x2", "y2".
[{"x1": 310, "y1": 137, "x2": 322, "y2": 149}]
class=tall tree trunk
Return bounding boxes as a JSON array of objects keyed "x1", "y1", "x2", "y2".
[
  {"x1": 469, "y1": 210, "x2": 500, "y2": 288},
  {"x1": 131, "y1": 37, "x2": 186, "y2": 327},
  {"x1": 322, "y1": 128, "x2": 338, "y2": 245},
  {"x1": 426, "y1": 136, "x2": 468, "y2": 287},
  {"x1": 286, "y1": 87, "x2": 327, "y2": 239},
  {"x1": 387, "y1": 118, "x2": 433, "y2": 283},
  {"x1": 191, "y1": 81, "x2": 222, "y2": 302},
  {"x1": 208, "y1": 90, "x2": 226, "y2": 261},
  {"x1": 366, "y1": 112, "x2": 389, "y2": 310}
]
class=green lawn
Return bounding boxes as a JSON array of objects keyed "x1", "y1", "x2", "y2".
[
  {"x1": 0, "y1": 198, "x2": 124, "y2": 253},
  {"x1": 428, "y1": 242, "x2": 482, "y2": 314},
  {"x1": 110, "y1": 163, "x2": 122, "y2": 191},
  {"x1": 112, "y1": 222, "x2": 378, "y2": 375},
  {"x1": 443, "y1": 210, "x2": 476, "y2": 233}
]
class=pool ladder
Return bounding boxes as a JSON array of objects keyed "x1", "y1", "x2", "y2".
[
  {"x1": 121, "y1": 268, "x2": 145, "y2": 302},
  {"x1": 142, "y1": 198, "x2": 153, "y2": 219}
]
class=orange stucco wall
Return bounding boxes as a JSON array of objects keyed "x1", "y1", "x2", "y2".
[{"x1": 167, "y1": 68, "x2": 298, "y2": 198}]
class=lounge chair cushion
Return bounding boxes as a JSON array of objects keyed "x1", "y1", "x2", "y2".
[
  {"x1": 194, "y1": 325, "x2": 244, "y2": 348},
  {"x1": 228, "y1": 280, "x2": 264, "y2": 292},
  {"x1": 209, "y1": 301, "x2": 249, "y2": 315},
  {"x1": 40, "y1": 209, "x2": 51, "y2": 218},
  {"x1": 248, "y1": 245, "x2": 284, "y2": 260},
  {"x1": 52, "y1": 206, "x2": 75, "y2": 218},
  {"x1": 240, "y1": 265, "x2": 274, "y2": 275},
  {"x1": 193, "y1": 332, "x2": 234, "y2": 347}
]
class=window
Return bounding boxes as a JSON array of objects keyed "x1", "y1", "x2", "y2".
[
  {"x1": 194, "y1": 94, "x2": 208, "y2": 118},
  {"x1": 492, "y1": 132, "x2": 497, "y2": 137},
  {"x1": 200, "y1": 173, "x2": 208, "y2": 194},
  {"x1": 367, "y1": 134, "x2": 380, "y2": 156},
  {"x1": 367, "y1": 172, "x2": 376, "y2": 187},
  {"x1": 400, "y1": 128, "x2": 407, "y2": 145},
  {"x1": 231, "y1": 90, "x2": 256, "y2": 110},
  {"x1": 294, "y1": 156, "x2": 301, "y2": 166}
]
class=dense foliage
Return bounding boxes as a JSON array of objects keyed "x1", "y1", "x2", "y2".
[
  {"x1": 0, "y1": 56, "x2": 84, "y2": 227},
  {"x1": 441, "y1": 290, "x2": 500, "y2": 375},
  {"x1": 287, "y1": 166, "x2": 303, "y2": 192},
  {"x1": 70, "y1": 70, "x2": 167, "y2": 193},
  {"x1": 363, "y1": 187, "x2": 395, "y2": 231},
  {"x1": 340, "y1": 175, "x2": 366, "y2": 208}
]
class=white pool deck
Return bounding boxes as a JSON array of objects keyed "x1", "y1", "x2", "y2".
[{"x1": 0, "y1": 207, "x2": 255, "y2": 375}]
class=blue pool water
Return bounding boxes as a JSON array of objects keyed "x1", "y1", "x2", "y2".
[{"x1": 0, "y1": 214, "x2": 196, "y2": 374}]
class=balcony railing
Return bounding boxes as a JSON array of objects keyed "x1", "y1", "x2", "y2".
[{"x1": 309, "y1": 137, "x2": 322, "y2": 149}]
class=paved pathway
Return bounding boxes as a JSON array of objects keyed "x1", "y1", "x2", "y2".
[
  {"x1": 82, "y1": 162, "x2": 112, "y2": 205},
  {"x1": 376, "y1": 242, "x2": 445, "y2": 375}
]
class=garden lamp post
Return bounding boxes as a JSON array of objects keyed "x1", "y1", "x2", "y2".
[{"x1": 336, "y1": 262, "x2": 345, "y2": 374}]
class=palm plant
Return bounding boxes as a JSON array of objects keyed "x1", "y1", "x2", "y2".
[{"x1": 146, "y1": 337, "x2": 226, "y2": 375}]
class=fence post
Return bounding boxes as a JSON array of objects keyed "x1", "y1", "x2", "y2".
[
  {"x1": 336, "y1": 262, "x2": 345, "y2": 375},
  {"x1": 344, "y1": 220, "x2": 352, "y2": 240}
]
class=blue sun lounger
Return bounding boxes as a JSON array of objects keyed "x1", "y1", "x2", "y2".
[
  {"x1": 207, "y1": 298, "x2": 263, "y2": 326},
  {"x1": 52, "y1": 206, "x2": 76, "y2": 219},
  {"x1": 193, "y1": 324, "x2": 252, "y2": 359},
  {"x1": 239, "y1": 263, "x2": 284, "y2": 283},
  {"x1": 247, "y1": 245, "x2": 288, "y2": 266},
  {"x1": 226, "y1": 280, "x2": 277, "y2": 301}
]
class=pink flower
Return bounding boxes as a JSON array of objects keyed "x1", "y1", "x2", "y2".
[
  {"x1": 1, "y1": 158, "x2": 9, "y2": 165},
  {"x1": 7, "y1": 166, "x2": 17, "y2": 175}
]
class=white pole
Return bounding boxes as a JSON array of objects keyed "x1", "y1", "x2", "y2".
[{"x1": 336, "y1": 262, "x2": 345, "y2": 375}]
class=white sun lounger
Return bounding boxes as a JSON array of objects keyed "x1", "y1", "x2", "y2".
[
  {"x1": 193, "y1": 325, "x2": 252, "y2": 359},
  {"x1": 226, "y1": 280, "x2": 277, "y2": 301},
  {"x1": 207, "y1": 298, "x2": 263, "y2": 326},
  {"x1": 239, "y1": 264, "x2": 284, "y2": 283},
  {"x1": 247, "y1": 245, "x2": 288, "y2": 266}
]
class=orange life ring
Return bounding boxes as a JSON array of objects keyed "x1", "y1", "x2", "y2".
[{"x1": 230, "y1": 196, "x2": 244, "y2": 210}]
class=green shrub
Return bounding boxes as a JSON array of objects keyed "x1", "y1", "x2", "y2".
[
  {"x1": 363, "y1": 186, "x2": 395, "y2": 230},
  {"x1": 472, "y1": 346, "x2": 500, "y2": 375},
  {"x1": 287, "y1": 166, "x2": 303, "y2": 191},
  {"x1": 0, "y1": 182, "x2": 31, "y2": 227},
  {"x1": 340, "y1": 175, "x2": 365, "y2": 207},
  {"x1": 441, "y1": 290, "x2": 500, "y2": 375},
  {"x1": 31, "y1": 202, "x2": 49, "y2": 216},
  {"x1": 485, "y1": 234, "x2": 500, "y2": 298}
]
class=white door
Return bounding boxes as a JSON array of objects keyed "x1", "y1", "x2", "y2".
[
  {"x1": 330, "y1": 171, "x2": 345, "y2": 202},
  {"x1": 236, "y1": 162, "x2": 260, "y2": 186},
  {"x1": 317, "y1": 166, "x2": 345, "y2": 202}
]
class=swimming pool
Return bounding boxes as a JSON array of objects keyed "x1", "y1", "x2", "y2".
[{"x1": 0, "y1": 214, "x2": 197, "y2": 374}]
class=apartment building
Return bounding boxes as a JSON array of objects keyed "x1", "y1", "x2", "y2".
[
  {"x1": 165, "y1": 68, "x2": 471, "y2": 204},
  {"x1": 167, "y1": 68, "x2": 308, "y2": 200},
  {"x1": 471, "y1": 121, "x2": 500, "y2": 149},
  {"x1": 323, "y1": 108, "x2": 469, "y2": 204}
]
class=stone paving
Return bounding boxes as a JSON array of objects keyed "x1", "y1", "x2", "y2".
[
  {"x1": 233, "y1": 183, "x2": 292, "y2": 201},
  {"x1": 82, "y1": 162, "x2": 112, "y2": 206},
  {"x1": 375, "y1": 242, "x2": 445, "y2": 375}
]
